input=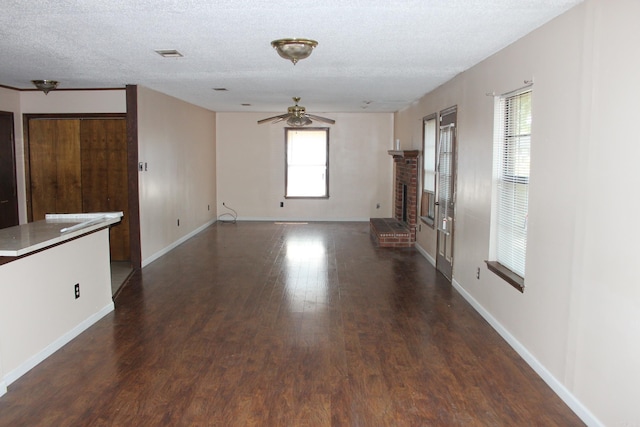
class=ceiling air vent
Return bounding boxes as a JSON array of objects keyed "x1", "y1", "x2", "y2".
[{"x1": 154, "y1": 49, "x2": 183, "y2": 58}]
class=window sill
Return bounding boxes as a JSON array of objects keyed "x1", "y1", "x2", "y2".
[
  {"x1": 485, "y1": 261, "x2": 524, "y2": 293},
  {"x1": 284, "y1": 196, "x2": 329, "y2": 200}
]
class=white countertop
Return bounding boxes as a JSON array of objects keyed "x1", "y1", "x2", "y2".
[{"x1": 0, "y1": 212, "x2": 123, "y2": 257}]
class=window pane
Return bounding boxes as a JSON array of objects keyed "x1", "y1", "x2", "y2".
[
  {"x1": 496, "y1": 181, "x2": 528, "y2": 276},
  {"x1": 286, "y1": 129, "x2": 328, "y2": 198},
  {"x1": 288, "y1": 134, "x2": 326, "y2": 165},
  {"x1": 287, "y1": 165, "x2": 326, "y2": 197},
  {"x1": 421, "y1": 115, "x2": 437, "y2": 221},
  {"x1": 423, "y1": 118, "x2": 436, "y2": 192},
  {"x1": 492, "y1": 89, "x2": 531, "y2": 279}
]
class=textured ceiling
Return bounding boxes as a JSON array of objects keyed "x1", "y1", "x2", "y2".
[{"x1": 0, "y1": 0, "x2": 582, "y2": 113}]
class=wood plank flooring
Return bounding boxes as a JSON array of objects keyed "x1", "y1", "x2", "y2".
[{"x1": 0, "y1": 222, "x2": 583, "y2": 426}]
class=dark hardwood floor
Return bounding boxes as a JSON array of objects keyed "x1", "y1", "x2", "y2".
[{"x1": 0, "y1": 222, "x2": 583, "y2": 426}]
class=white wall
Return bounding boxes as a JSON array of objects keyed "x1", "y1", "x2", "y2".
[
  {"x1": 216, "y1": 112, "x2": 394, "y2": 221},
  {"x1": 569, "y1": 0, "x2": 640, "y2": 424},
  {"x1": 395, "y1": 0, "x2": 640, "y2": 425},
  {"x1": 0, "y1": 229, "x2": 114, "y2": 387},
  {"x1": 0, "y1": 87, "x2": 21, "y2": 110},
  {"x1": 19, "y1": 90, "x2": 126, "y2": 114},
  {"x1": 136, "y1": 86, "x2": 217, "y2": 265}
]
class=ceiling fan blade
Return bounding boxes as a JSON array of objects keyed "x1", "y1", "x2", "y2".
[
  {"x1": 269, "y1": 116, "x2": 288, "y2": 124},
  {"x1": 257, "y1": 113, "x2": 289, "y2": 124},
  {"x1": 306, "y1": 113, "x2": 336, "y2": 125}
]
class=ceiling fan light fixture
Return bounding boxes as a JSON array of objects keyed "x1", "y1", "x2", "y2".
[
  {"x1": 31, "y1": 79, "x2": 58, "y2": 95},
  {"x1": 271, "y1": 38, "x2": 318, "y2": 65},
  {"x1": 287, "y1": 115, "x2": 313, "y2": 127},
  {"x1": 257, "y1": 97, "x2": 334, "y2": 127}
]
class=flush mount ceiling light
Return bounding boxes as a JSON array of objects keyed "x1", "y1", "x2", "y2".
[
  {"x1": 31, "y1": 80, "x2": 59, "y2": 95},
  {"x1": 271, "y1": 38, "x2": 318, "y2": 65}
]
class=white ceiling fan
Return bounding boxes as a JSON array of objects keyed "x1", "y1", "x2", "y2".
[{"x1": 257, "y1": 97, "x2": 335, "y2": 127}]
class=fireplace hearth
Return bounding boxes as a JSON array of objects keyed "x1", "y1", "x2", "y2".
[{"x1": 370, "y1": 150, "x2": 419, "y2": 247}]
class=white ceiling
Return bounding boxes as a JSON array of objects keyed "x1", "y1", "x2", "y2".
[{"x1": 0, "y1": 0, "x2": 582, "y2": 113}]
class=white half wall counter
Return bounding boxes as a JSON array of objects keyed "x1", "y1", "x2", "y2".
[{"x1": 0, "y1": 212, "x2": 122, "y2": 397}]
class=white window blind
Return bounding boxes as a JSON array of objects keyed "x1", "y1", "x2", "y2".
[
  {"x1": 423, "y1": 117, "x2": 437, "y2": 193},
  {"x1": 493, "y1": 89, "x2": 531, "y2": 278},
  {"x1": 437, "y1": 123, "x2": 454, "y2": 233},
  {"x1": 421, "y1": 115, "x2": 437, "y2": 222}
]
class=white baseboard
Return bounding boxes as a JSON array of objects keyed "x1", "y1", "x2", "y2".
[
  {"x1": 451, "y1": 278, "x2": 602, "y2": 427},
  {"x1": 235, "y1": 217, "x2": 370, "y2": 222},
  {"x1": 415, "y1": 242, "x2": 436, "y2": 267},
  {"x1": 3, "y1": 302, "x2": 115, "y2": 387},
  {"x1": 0, "y1": 380, "x2": 6, "y2": 398},
  {"x1": 142, "y1": 218, "x2": 217, "y2": 268}
]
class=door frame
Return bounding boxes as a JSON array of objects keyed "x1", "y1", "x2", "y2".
[
  {"x1": 435, "y1": 106, "x2": 457, "y2": 280},
  {"x1": 23, "y1": 111, "x2": 141, "y2": 268},
  {"x1": 0, "y1": 111, "x2": 19, "y2": 229}
]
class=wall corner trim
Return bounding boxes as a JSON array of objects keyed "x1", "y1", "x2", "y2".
[{"x1": 451, "y1": 278, "x2": 603, "y2": 427}]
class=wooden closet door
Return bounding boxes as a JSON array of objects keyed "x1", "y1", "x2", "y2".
[
  {"x1": 105, "y1": 120, "x2": 130, "y2": 261},
  {"x1": 28, "y1": 119, "x2": 82, "y2": 220},
  {"x1": 81, "y1": 119, "x2": 129, "y2": 261}
]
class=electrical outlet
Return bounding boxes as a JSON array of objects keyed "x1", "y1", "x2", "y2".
[
  {"x1": 177, "y1": 219, "x2": 180, "y2": 226},
  {"x1": 476, "y1": 267, "x2": 480, "y2": 280},
  {"x1": 208, "y1": 204, "x2": 210, "y2": 211},
  {"x1": 74, "y1": 283, "x2": 80, "y2": 299},
  {"x1": 280, "y1": 202, "x2": 284, "y2": 207},
  {"x1": 376, "y1": 203, "x2": 380, "y2": 209}
]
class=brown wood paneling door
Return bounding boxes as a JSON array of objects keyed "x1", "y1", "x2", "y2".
[
  {"x1": 27, "y1": 116, "x2": 130, "y2": 262},
  {"x1": 81, "y1": 119, "x2": 129, "y2": 261},
  {"x1": 0, "y1": 111, "x2": 19, "y2": 229},
  {"x1": 28, "y1": 119, "x2": 82, "y2": 221}
]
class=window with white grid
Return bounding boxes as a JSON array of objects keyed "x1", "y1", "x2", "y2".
[
  {"x1": 285, "y1": 128, "x2": 329, "y2": 198},
  {"x1": 490, "y1": 88, "x2": 531, "y2": 284}
]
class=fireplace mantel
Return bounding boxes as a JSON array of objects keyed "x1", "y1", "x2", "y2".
[{"x1": 388, "y1": 150, "x2": 420, "y2": 158}]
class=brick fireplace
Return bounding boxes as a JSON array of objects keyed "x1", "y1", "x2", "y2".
[{"x1": 370, "y1": 150, "x2": 420, "y2": 247}]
